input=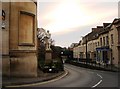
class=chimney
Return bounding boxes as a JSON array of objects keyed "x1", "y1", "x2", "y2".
[
  {"x1": 97, "y1": 26, "x2": 103, "y2": 28},
  {"x1": 92, "y1": 28, "x2": 97, "y2": 32},
  {"x1": 103, "y1": 23, "x2": 111, "y2": 28}
]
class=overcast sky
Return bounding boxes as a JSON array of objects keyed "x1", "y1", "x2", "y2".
[{"x1": 37, "y1": 0, "x2": 119, "y2": 47}]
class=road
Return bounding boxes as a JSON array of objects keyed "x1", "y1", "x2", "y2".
[
  {"x1": 6, "y1": 64, "x2": 118, "y2": 88},
  {"x1": 31, "y1": 64, "x2": 118, "y2": 87}
]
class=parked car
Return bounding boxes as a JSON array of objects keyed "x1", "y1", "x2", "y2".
[{"x1": 43, "y1": 61, "x2": 59, "y2": 73}]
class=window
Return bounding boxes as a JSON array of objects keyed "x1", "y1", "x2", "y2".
[
  {"x1": 80, "y1": 52, "x2": 83, "y2": 58},
  {"x1": 98, "y1": 42, "x2": 99, "y2": 46},
  {"x1": 106, "y1": 36, "x2": 109, "y2": 46},
  {"x1": 100, "y1": 38, "x2": 102, "y2": 46},
  {"x1": 111, "y1": 34, "x2": 114, "y2": 44},
  {"x1": 95, "y1": 42, "x2": 97, "y2": 47},
  {"x1": 118, "y1": 27, "x2": 120, "y2": 44},
  {"x1": 103, "y1": 37, "x2": 105, "y2": 46}
]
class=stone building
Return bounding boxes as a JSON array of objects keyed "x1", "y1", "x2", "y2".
[
  {"x1": 72, "y1": 18, "x2": 120, "y2": 67},
  {"x1": 108, "y1": 19, "x2": 120, "y2": 67},
  {"x1": 96, "y1": 20, "x2": 120, "y2": 67},
  {"x1": 1, "y1": 1, "x2": 38, "y2": 77},
  {"x1": 73, "y1": 26, "x2": 103, "y2": 61},
  {"x1": 96, "y1": 23, "x2": 111, "y2": 65}
]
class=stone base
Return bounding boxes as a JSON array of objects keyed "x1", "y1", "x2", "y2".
[
  {"x1": 2, "y1": 56, "x2": 10, "y2": 77},
  {"x1": 2, "y1": 51, "x2": 38, "y2": 77},
  {"x1": 10, "y1": 57, "x2": 37, "y2": 77},
  {"x1": 45, "y1": 50, "x2": 52, "y2": 63}
]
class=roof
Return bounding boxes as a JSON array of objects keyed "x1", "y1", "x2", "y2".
[
  {"x1": 77, "y1": 18, "x2": 119, "y2": 45},
  {"x1": 98, "y1": 23, "x2": 111, "y2": 35},
  {"x1": 112, "y1": 18, "x2": 120, "y2": 24},
  {"x1": 84, "y1": 26, "x2": 104, "y2": 42},
  {"x1": 70, "y1": 43, "x2": 79, "y2": 48}
]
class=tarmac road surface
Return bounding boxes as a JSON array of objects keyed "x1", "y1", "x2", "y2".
[{"x1": 5, "y1": 64, "x2": 118, "y2": 88}]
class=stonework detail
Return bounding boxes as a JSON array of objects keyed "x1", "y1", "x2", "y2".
[
  {"x1": 2, "y1": 2, "x2": 38, "y2": 77},
  {"x1": 19, "y1": 11, "x2": 35, "y2": 46}
]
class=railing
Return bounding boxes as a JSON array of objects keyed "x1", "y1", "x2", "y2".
[{"x1": 66, "y1": 58, "x2": 119, "y2": 72}]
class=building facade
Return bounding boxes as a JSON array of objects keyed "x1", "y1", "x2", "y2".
[
  {"x1": 108, "y1": 19, "x2": 120, "y2": 67},
  {"x1": 72, "y1": 18, "x2": 120, "y2": 67},
  {"x1": 2, "y1": 1, "x2": 38, "y2": 77},
  {"x1": 96, "y1": 24, "x2": 111, "y2": 65}
]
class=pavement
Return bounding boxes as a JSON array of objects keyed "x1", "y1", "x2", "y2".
[
  {"x1": 2, "y1": 70, "x2": 65, "y2": 88},
  {"x1": 69, "y1": 60, "x2": 119, "y2": 72}
]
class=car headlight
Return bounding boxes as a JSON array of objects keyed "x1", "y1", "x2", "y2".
[{"x1": 49, "y1": 69, "x2": 52, "y2": 71}]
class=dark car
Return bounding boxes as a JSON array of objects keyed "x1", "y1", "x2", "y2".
[{"x1": 43, "y1": 62, "x2": 59, "y2": 73}]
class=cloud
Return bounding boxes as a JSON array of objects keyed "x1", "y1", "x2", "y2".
[
  {"x1": 51, "y1": 25, "x2": 92, "y2": 47},
  {"x1": 38, "y1": 1, "x2": 118, "y2": 47}
]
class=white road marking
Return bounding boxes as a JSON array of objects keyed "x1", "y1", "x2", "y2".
[
  {"x1": 92, "y1": 80, "x2": 102, "y2": 88},
  {"x1": 5, "y1": 70, "x2": 68, "y2": 88},
  {"x1": 97, "y1": 74, "x2": 103, "y2": 79},
  {"x1": 92, "y1": 73, "x2": 103, "y2": 88}
]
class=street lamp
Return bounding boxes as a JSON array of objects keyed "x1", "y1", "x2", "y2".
[
  {"x1": 85, "y1": 37, "x2": 88, "y2": 64},
  {"x1": 111, "y1": 45, "x2": 113, "y2": 70},
  {"x1": 61, "y1": 51, "x2": 64, "y2": 63}
]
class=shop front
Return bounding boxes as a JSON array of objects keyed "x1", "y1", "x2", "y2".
[{"x1": 96, "y1": 46, "x2": 111, "y2": 65}]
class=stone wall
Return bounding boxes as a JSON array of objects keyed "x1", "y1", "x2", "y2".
[
  {"x1": 109, "y1": 25, "x2": 119, "y2": 67},
  {"x1": 2, "y1": 2, "x2": 38, "y2": 77},
  {"x1": 2, "y1": 2, "x2": 10, "y2": 77},
  {"x1": 10, "y1": 51, "x2": 37, "y2": 77}
]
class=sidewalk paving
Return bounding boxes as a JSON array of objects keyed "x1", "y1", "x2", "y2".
[
  {"x1": 2, "y1": 70, "x2": 65, "y2": 87},
  {"x1": 69, "y1": 61, "x2": 119, "y2": 72}
]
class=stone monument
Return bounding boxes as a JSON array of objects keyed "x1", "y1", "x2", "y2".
[
  {"x1": 44, "y1": 30, "x2": 52, "y2": 63},
  {"x1": 37, "y1": 29, "x2": 52, "y2": 63}
]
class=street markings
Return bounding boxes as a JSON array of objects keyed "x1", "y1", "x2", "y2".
[
  {"x1": 97, "y1": 74, "x2": 103, "y2": 79},
  {"x1": 92, "y1": 73, "x2": 103, "y2": 88},
  {"x1": 92, "y1": 80, "x2": 102, "y2": 88},
  {"x1": 5, "y1": 70, "x2": 69, "y2": 88}
]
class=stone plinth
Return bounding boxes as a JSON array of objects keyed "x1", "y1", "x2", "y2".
[
  {"x1": 45, "y1": 50, "x2": 52, "y2": 63},
  {"x1": 10, "y1": 50, "x2": 37, "y2": 77}
]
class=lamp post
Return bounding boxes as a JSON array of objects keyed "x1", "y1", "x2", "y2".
[
  {"x1": 86, "y1": 37, "x2": 88, "y2": 64},
  {"x1": 61, "y1": 51, "x2": 64, "y2": 63},
  {"x1": 111, "y1": 45, "x2": 113, "y2": 70}
]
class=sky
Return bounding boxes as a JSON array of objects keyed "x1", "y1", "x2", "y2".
[{"x1": 37, "y1": 0, "x2": 119, "y2": 47}]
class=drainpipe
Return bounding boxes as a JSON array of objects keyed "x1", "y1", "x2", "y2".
[
  {"x1": 111, "y1": 47, "x2": 113, "y2": 70},
  {"x1": 86, "y1": 38, "x2": 88, "y2": 64}
]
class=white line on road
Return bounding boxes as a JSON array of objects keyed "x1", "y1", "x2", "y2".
[
  {"x1": 92, "y1": 73, "x2": 103, "y2": 88},
  {"x1": 97, "y1": 74, "x2": 103, "y2": 79},
  {"x1": 92, "y1": 80, "x2": 102, "y2": 88}
]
